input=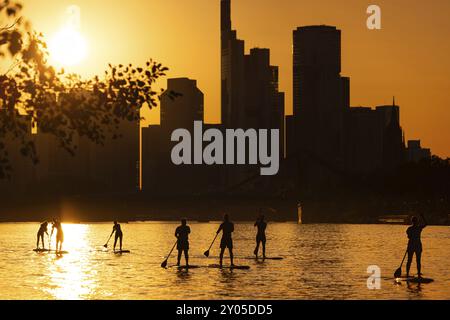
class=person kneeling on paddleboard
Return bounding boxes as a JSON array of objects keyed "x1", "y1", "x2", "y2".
[
  {"x1": 36, "y1": 221, "x2": 49, "y2": 250},
  {"x1": 110, "y1": 221, "x2": 123, "y2": 252},
  {"x1": 406, "y1": 213, "x2": 427, "y2": 278},
  {"x1": 175, "y1": 219, "x2": 191, "y2": 267},
  {"x1": 217, "y1": 214, "x2": 234, "y2": 267}
]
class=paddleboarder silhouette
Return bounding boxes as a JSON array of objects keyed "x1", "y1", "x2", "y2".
[
  {"x1": 51, "y1": 218, "x2": 64, "y2": 253},
  {"x1": 254, "y1": 213, "x2": 267, "y2": 258},
  {"x1": 217, "y1": 214, "x2": 234, "y2": 267},
  {"x1": 175, "y1": 219, "x2": 191, "y2": 266},
  {"x1": 110, "y1": 221, "x2": 123, "y2": 252},
  {"x1": 36, "y1": 221, "x2": 49, "y2": 250},
  {"x1": 406, "y1": 213, "x2": 427, "y2": 278}
]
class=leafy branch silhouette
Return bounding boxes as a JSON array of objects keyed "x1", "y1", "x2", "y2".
[{"x1": 0, "y1": 1, "x2": 179, "y2": 180}]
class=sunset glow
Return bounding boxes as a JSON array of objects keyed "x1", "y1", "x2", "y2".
[
  {"x1": 0, "y1": 0, "x2": 449, "y2": 306},
  {"x1": 49, "y1": 26, "x2": 88, "y2": 67},
  {"x1": 48, "y1": 5, "x2": 87, "y2": 68}
]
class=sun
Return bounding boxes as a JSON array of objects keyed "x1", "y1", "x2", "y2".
[{"x1": 49, "y1": 27, "x2": 88, "y2": 67}]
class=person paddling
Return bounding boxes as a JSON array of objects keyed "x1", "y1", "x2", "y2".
[
  {"x1": 254, "y1": 213, "x2": 267, "y2": 259},
  {"x1": 406, "y1": 213, "x2": 427, "y2": 278},
  {"x1": 175, "y1": 219, "x2": 191, "y2": 267},
  {"x1": 36, "y1": 221, "x2": 49, "y2": 250},
  {"x1": 217, "y1": 214, "x2": 234, "y2": 267},
  {"x1": 51, "y1": 218, "x2": 64, "y2": 254},
  {"x1": 109, "y1": 221, "x2": 123, "y2": 252}
]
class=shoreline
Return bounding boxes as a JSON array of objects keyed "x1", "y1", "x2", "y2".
[{"x1": 0, "y1": 219, "x2": 448, "y2": 226}]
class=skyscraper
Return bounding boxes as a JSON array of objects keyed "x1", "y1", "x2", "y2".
[
  {"x1": 292, "y1": 26, "x2": 349, "y2": 189},
  {"x1": 220, "y1": 0, "x2": 285, "y2": 190},
  {"x1": 221, "y1": 0, "x2": 284, "y2": 131},
  {"x1": 221, "y1": 0, "x2": 245, "y2": 129},
  {"x1": 376, "y1": 104, "x2": 405, "y2": 170}
]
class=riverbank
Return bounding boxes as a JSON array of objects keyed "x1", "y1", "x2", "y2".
[{"x1": 0, "y1": 193, "x2": 448, "y2": 225}]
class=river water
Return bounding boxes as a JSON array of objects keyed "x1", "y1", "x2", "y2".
[{"x1": 0, "y1": 222, "x2": 448, "y2": 300}]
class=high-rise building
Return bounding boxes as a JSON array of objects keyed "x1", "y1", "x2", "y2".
[
  {"x1": 221, "y1": 0, "x2": 284, "y2": 131},
  {"x1": 244, "y1": 48, "x2": 284, "y2": 132},
  {"x1": 161, "y1": 78, "x2": 204, "y2": 130},
  {"x1": 293, "y1": 26, "x2": 342, "y2": 117},
  {"x1": 344, "y1": 102, "x2": 406, "y2": 174},
  {"x1": 292, "y1": 26, "x2": 349, "y2": 188},
  {"x1": 221, "y1": 0, "x2": 246, "y2": 129},
  {"x1": 406, "y1": 140, "x2": 431, "y2": 163},
  {"x1": 375, "y1": 104, "x2": 405, "y2": 170},
  {"x1": 142, "y1": 78, "x2": 219, "y2": 195},
  {"x1": 220, "y1": 0, "x2": 285, "y2": 191},
  {"x1": 344, "y1": 107, "x2": 384, "y2": 174}
]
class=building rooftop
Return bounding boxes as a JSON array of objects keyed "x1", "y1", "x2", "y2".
[{"x1": 295, "y1": 25, "x2": 338, "y2": 31}]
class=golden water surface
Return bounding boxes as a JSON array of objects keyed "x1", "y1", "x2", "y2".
[{"x1": 0, "y1": 223, "x2": 448, "y2": 300}]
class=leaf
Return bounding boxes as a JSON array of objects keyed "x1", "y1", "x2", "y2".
[
  {"x1": 8, "y1": 30, "x2": 22, "y2": 56},
  {"x1": 6, "y1": 8, "x2": 16, "y2": 16}
]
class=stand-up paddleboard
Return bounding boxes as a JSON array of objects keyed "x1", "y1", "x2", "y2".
[
  {"x1": 33, "y1": 249, "x2": 69, "y2": 254},
  {"x1": 242, "y1": 257, "x2": 284, "y2": 261},
  {"x1": 170, "y1": 265, "x2": 202, "y2": 270},
  {"x1": 114, "y1": 250, "x2": 131, "y2": 254},
  {"x1": 396, "y1": 277, "x2": 434, "y2": 284},
  {"x1": 208, "y1": 264, "x2": 250, "y2": 270}
]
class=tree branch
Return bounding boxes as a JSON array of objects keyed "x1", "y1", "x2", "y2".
[{"x1": 0, "y1": 17, "x2": 21, "y2": 31}]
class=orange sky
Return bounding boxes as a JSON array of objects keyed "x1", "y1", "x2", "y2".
[{"x1": 21, "y1": 0, "x2": 450, "y2": 157}]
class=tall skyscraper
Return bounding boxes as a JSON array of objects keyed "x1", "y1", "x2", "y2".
[
  {"x1": 220, "y1": 0, "x2": 285, "y2": 190},
  {"x1": 244, "y1": 48, "x2": 284, "y2": 132},
  {"x1": 221, "y1": 0, "x2": 284, "y2": 130},
  {"x1": 221, "y1": 0, "x2": 245, "y2": 128},
  {"x1": 292, "y1": 26, "x2": 349, "y2": 189}
]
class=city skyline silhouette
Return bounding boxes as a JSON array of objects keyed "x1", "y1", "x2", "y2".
[
  {"x1": 0, "y1": 0, "x2": 448, "y2": 226},
  {"x1": 18, "y1": 0, "x2": 450, "y2": 158}
]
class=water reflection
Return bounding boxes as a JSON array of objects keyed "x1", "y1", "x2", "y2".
[
  {"x1": 406, "y1": 283, "x2": 424, "y2": 296},
  {"x1": 175, "y1": 269, "x2": 192, "y2": 282},
  {"x1": 0, "y1": 223, "x2": 448, "y2": 299},
  {"x1": 45, "y1": 224, "x2": 97, "y2": 300}
]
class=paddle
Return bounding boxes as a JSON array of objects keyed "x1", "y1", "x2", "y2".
[
  {"x1": 394, "y1": 249, "x2": 408, "y2": 278},
  {"x1": 161, "y1": 241, "x2": 177, "y2": 268},
  {"x1": 204, "y1": 233, "x2": 219, "y2": 258},
  {"x1": 104, "y1": 233, "x2": 113, "y2": 248}
]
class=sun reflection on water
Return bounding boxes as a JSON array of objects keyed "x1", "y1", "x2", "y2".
[{"x1": 45, "y1": 224, "x2": 97, "y2": 300}]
